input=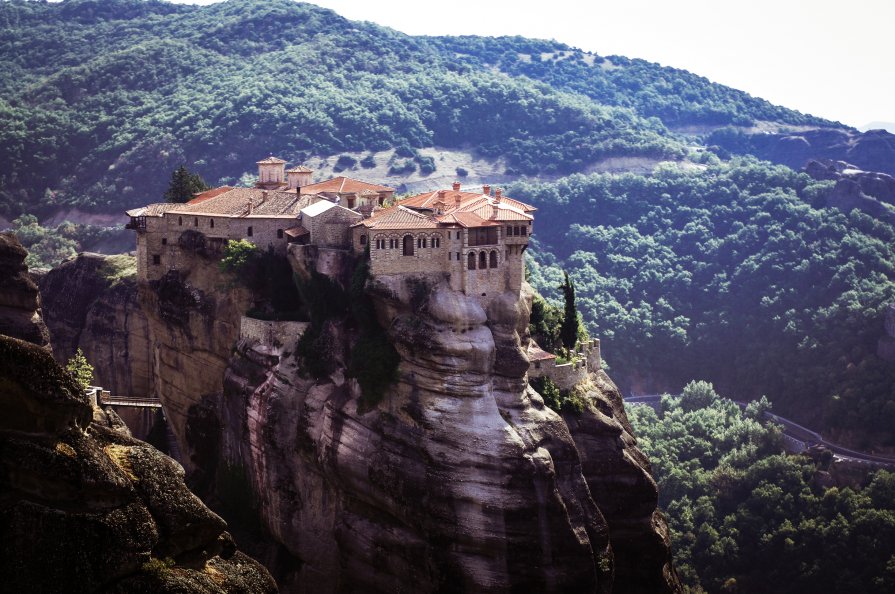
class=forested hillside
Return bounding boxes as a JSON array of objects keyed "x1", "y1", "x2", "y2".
[
  {"x1": 0, "y1": 0, "x2": 844, "y2": 218},
  {"x1": 2, "y1": 0, "x2": 893, "y2": 444},
  {"x1": 517, "y1": 159, "x2": 895, "y2": 444}
]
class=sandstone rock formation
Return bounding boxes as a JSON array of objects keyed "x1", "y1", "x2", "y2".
[
  {"x1": 38, "y1": 243, "x2": 680, "y2": 592},
  {"x1": 0, "y1": 335, "x2": 277, "y2": 594},
  {"x1": 210, "y1": 264, "x2": 679, "y2": 592},
  {"x1": 803, "y1": 159, "x2": 895, "y2": 222},
  {"x1": 40, "y1": 252, "x2": 152, "y2": 398},
  {"x1": 0, "y1": 243, "x2": 276, "y2": 594},
  {"x1": 713, "y1": 127, "x2": 895, "y2": 177},
  {"x1": 0, "y1": 232, "x2": 50, "y2": 347}
]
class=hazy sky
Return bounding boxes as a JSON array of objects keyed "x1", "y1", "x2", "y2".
[{"x1": 174, "y1": 0, "x2": 894, "y2": 128}]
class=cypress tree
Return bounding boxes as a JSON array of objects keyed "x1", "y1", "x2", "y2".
[
  {"x1": 559, "y1": 271, "x2": 579, "y2": 351},
  {"x1": 164, "y1": 165, "x2": 209, "y2": 203}
]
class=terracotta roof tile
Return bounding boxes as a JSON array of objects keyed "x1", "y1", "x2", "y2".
[
  {"x1": 356, "y1": 206, "x2": 440, "y2": 229},
  {"x1": 300, "y1": 176, "x2": 394, "y2": 195},
  {"x1": 527, "y1": 341, "x2": 556, "y2": 362},
  {"x1": 174, "y1": 188, "x2": 317, "y2": 217},
  {"x1": 286, "y1": 166, "x2": 313, "y2": 173}
]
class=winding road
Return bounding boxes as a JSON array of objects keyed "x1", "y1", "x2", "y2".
[{"x1": 624, "y1": 395, "x2": 895, "y2": 468}]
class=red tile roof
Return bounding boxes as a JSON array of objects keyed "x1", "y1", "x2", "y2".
[
  {"x1": 527, "y1": 341, "x2": 556, "y2": 362},
  {"x1": 188, "y1": 186, "x2": 234, "y2": 205},
  {"x1": 357, "y1": 184, "x2": 534, "y2": 230},
  {"x1": 300, "y1": 176, "x2": 394, "y2": 195}
]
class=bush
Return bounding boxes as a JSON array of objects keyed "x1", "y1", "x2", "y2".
[
  {"x1": 388, "y1": 159, "x2": 416, "y2": 175},
  {"x1": 334, "y1": 154, "x2": 357, "y2": 172},
  {"x1": 219, "y1": 239, "x2": 257, "y2": 274},
  {"x1": 65, "y1": 348, "x2": 94, "y2": 391},
  {"x1": 360, "y1": 154, "x2": 376, "y2": 168},
  {"x1": 415, "y1": 154, "x2": 436, "y2": 175},
  {"x1": 456, "y1": 167, "x2": 469, "y2": 177}
]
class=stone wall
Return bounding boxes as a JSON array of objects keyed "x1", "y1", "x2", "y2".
[
  {"x1": 239, "y1": 316, "x2": 308, "y2": 350},
  {"x1": 528, "y1": 339, "x2": 602, "y2": 392},
  {"x1": 308, "y1": 206, "x2": 361, "y2": 248}
]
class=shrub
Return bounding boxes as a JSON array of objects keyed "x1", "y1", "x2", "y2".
[
  {"x1": 65, "y1": 348, "x2": 94, "y2": 391},
  {"x1": 360, "y1": 154, "x2": 376, "y2": 168},
  {"x1": 415, "y1": 155, "x2": 436, "y2": 175},
  {"x1": 456, "y1": 167, "x2": 469, "y2": 177},
  {"x1": 334, "y1": 154, "x2": 357, "y2": 172},
  {"x1": 388, "y1": 159, "x2": 416, "y2": 175},
  {"x1": 219, "y1": 239, "x2": 257, "y2": 274}
]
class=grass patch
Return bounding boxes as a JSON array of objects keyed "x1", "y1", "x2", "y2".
[{"x1": 99, "y1": 254, "x2": 137, "y2": 287}]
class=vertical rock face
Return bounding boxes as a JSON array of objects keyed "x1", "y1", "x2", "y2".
[
  {"x1": 0, "y1": 243, "x2": 276, "y2": 594},
  {"x1": 215, "y1": 270, "x2": 680, "y2": 593},
  {"x1": 0, "y1": 232, "x2": 50, "y2": 348},
  {"x1": 0, "y1": 336, "x2": 278, "y2": 594},
  {"x1": 39, "y1": 252, "x2": 152, "y2": 397}
]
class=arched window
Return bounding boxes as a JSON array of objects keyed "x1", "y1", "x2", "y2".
[
  {"x1": 431, "y1": 234, "x2": 441, "y2": 248},
  {"x1": 360, "y1": 234, "x2": 367, "y2": 245},
  {"x1": 403, "y1": 235, "x2": 414, "y2": 256},
  {"x1": 489, "y1": 250, "x2": 498, "y2": 268},
  {"x1": 210, "y1": 218, "x2": 215, "y2": 229},
  {"x1": 479, "y1": 251, "x2": 487, "y2": 269},
  {"x1": 467, "y1": 252, "x2": 476, "y2": 270}
]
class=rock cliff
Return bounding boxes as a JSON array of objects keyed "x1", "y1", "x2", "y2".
[
  {"x1": 40, "y1": 253, "x2": 152, "y2": 398},
  {"x1": 0, "y1": 232, "x2": 50, "y2": 348},
  {"x1": 209, "y1": 255, "x2": 678, "y2": 592},
  {"x1": 37, "y1": 243, "x2": 680, "y2": 592},
  {"x1": 0, "y1": 235, "x2": 276, "y2": 594}
]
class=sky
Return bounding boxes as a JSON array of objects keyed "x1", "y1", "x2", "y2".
[{"x1": 173, "y1": 0, "x2": 895, "y2": 129}]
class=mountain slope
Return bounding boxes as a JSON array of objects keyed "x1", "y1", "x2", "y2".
[{"x1": 0, "y1": 0, "x2": 849, "y2": 217}]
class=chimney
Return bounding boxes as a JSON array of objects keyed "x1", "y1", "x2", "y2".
[
  {"x1": 437, "y1": 190, "x2": 447, "y2": 199},
  {"x1": 483, "y1": 184, "x2": 491, "y2": 195},
  {"x1": 261, "y1": 190, "x2": 268, "y2": 204},
  {"x1": 455, "y1": 193, "x2": 462, "y2": 208},
  {"x1": 247, "y1": 200, "x2": 254, "y2": 215},
  {"x1": 452, "y1": 181, "x2": 461, "y2": 191},
  {"x1": 494, "y1": 188, "x2": 502, "y2": 203}
]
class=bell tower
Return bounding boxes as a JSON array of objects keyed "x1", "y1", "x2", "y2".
[{"x1": 256, "y1": 156, "x2": 286, "y2": 188}]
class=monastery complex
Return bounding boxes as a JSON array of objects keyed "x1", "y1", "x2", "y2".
[
  {"x1": 126, "y1": 156, "x2": 535, "y2": 301},
  {"x1": 126, "y1": 156, "x2": 600, "y2": 381}
]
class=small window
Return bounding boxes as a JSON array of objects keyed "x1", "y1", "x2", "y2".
[
  {"x1": 479, "y1": 251, "x2": 487, "y2": 269},
  {"x1": 489, "y1": 250, "x2": 498, "y2": 268},
  {"x1": 277, "y1": 229, "x2": 284, "y2": 239},
  {"x1": 194, "y1": 217, "x2": 198, "y2": 227},
  {"x1": 432, "y1": 237, "x2": 440, "y2": 248},
  {"x1": 521, "y1": 225, "x2": 527, "y2": 236},
  {"x1": 162, "y1": 238, "x2": 167, "y2": 246},
  {"x1": 210, "y1": 218, "x2": 215, "y2": 229},
  {"x1": 467, "y1": 252, "x2": 476, "y2": 270},
  {"x1": 152, "y1": 254, "x2": 161, "y2": 265},
  {"x1": 178, "y1": 216, "x2": 183, "y2": 226},
  {"x1": 456, "y1": 252, "x2": 460, "y2": 260},
  {"x1": 375, "y1": 238, "x2": 386, "y2": 249},
  {"x1": 360, "y1": 234, "x2": 367, "y2": 245},
  {"x1": 247, "y1": 226, "x2": 253, "y2": 237},
  {"x1": 403, "y1": 235, "x2": 414, "y2": 256}
]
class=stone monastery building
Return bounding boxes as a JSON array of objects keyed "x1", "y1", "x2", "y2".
[{"x1": 126, "y1": 156, "x2": 535, "y2": 302}]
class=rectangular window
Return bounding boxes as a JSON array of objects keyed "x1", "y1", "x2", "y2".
[
  {"x1": 152, "y1": 255, "x2": 161, "y2": 265},
  {"x1": 162, "y1": 238, "x2": 167, "y2": 246},
  {"x1": 277, "y1": 229, "x2": 284, "y2": 239},
  {"x1": 521, "y1": 226, "x2": 527, "y2": 236},
  {"x1": 247, "y1": 226, "x2": 253, "y2": 237}
]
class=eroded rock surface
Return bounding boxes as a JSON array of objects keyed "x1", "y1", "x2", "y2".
[
  {"x1": 0, "y1": 232, "x2": 50, "y2": 348},
  {"x1": 214, "y1": 269, "x2": 679, "y2": 593},
  {"x1": 40, "y1": 252, "x2": 153, "y2": 398}
]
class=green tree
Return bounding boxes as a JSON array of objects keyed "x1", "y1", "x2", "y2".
[
  {"x1": 559, "y1": 271, "x2": 580, "y2": 350},
  {"x1": 164, "y1": 165, "x2": 209, "y2": 203},
  {"x1": 219, "y1": 239, "x2": 257, "y2": 274},
  {"x1": 66, "y1": 348, "x2": 94, "y2": 391}
]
